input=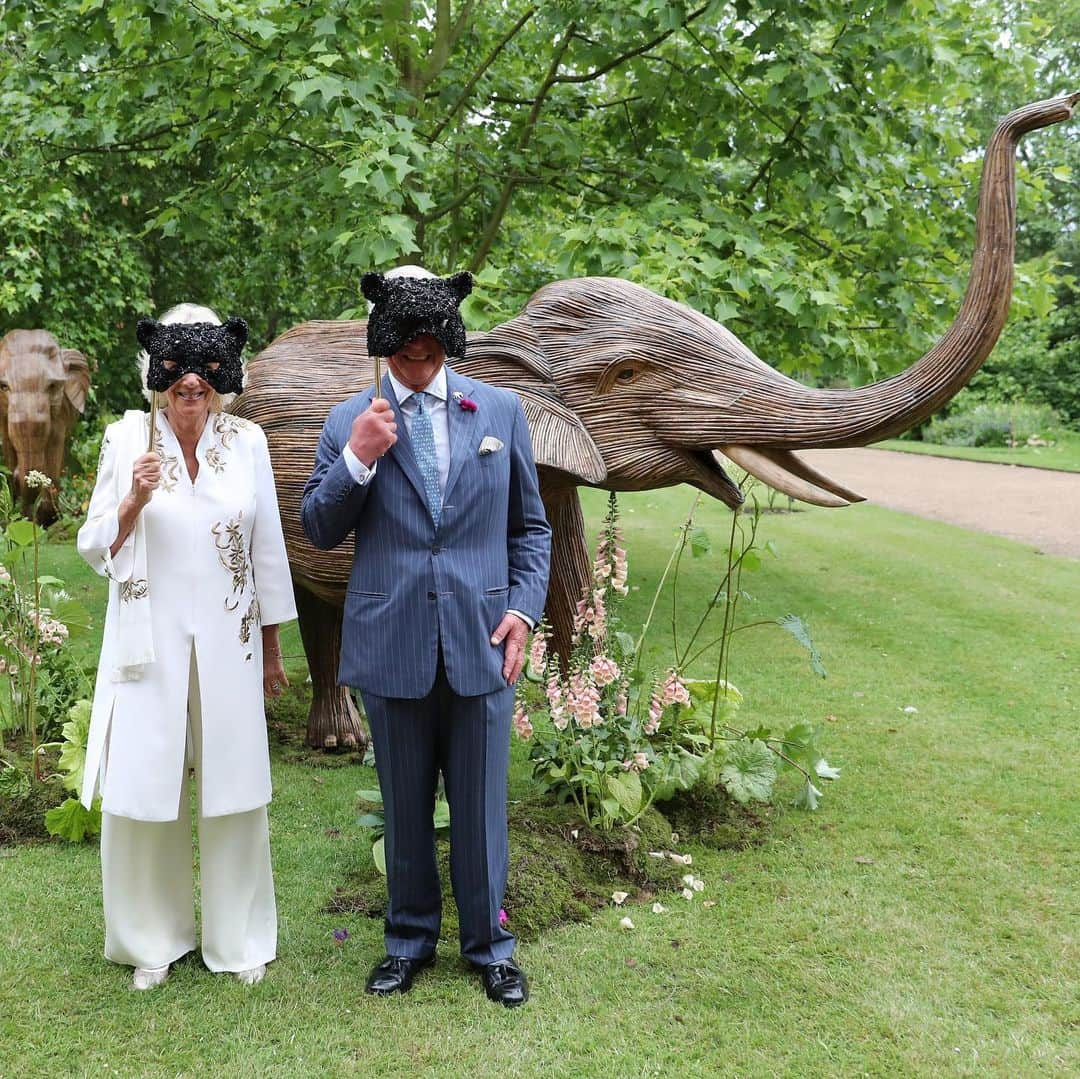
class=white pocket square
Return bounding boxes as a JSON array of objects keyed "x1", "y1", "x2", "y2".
[{"x1": 478, "y1": 436, "x2": 504, "y2": 456}]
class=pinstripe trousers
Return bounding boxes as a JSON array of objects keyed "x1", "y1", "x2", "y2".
[{"x1": 360, "y1": 657, "x2": 516, "y2": 966}]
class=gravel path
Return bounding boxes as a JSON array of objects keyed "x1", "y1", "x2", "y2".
[{"x1": 800, "y1": 448, "x2": 1080, "y2": 558}]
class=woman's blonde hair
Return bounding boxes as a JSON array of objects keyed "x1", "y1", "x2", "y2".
[{"x1": 138, "y1": 302, "x2": 239, "y2": 412}]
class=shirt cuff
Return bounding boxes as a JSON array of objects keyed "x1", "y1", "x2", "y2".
[
  {"x1": 507, "y1": 609, "x2": 536, "y2": 631},
  {"x1": 342, "y1": 443, "x2": 377, "y2": 485}
]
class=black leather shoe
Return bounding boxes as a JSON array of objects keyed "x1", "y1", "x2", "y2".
[
  {"x1": 479, "y1": 958, "x2": 529, "y2": 1008},
  {"x1": 364, "y1": 954, "x2": 435, "y2": 996}
]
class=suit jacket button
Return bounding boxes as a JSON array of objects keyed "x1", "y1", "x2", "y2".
[
  {"x1": 427, "y1": 591, "x2": 436, "y2": 600},
  {"x1": 431, "y1": 545, "x2": 441, "y2": 554}
]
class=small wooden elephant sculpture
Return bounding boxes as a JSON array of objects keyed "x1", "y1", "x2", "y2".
[{"x1": 0, "y1": 330, "x2": 90, "y2": 522}]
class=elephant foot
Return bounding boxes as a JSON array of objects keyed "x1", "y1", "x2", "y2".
[{"x1": 305, "y1": 687, "x2": 369, "y2": 751}]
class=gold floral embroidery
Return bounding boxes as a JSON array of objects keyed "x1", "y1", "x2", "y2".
[
  {"x1": 211, "y1": 512, "x2": 249, "y2": 611},
  {"x1": 119, "y1": 579, "x2": 149, "y2": 603},
  {"x1": 205, "y1": 446, "x2": 226, "y2": 475},
  {"x1": 212, "y1": 412, "x2": 250, "y2": 450},
  {"x1": 240, "y1": 595, "x2": 261, "y2": 649},
  {"x1": 148, "y1": 422, "x2": 181, "y2": 493}
]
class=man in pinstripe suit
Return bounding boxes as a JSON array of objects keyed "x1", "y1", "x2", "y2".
[{"x1": 301, "y1": 267, "x2": 551, "y2": 1007}]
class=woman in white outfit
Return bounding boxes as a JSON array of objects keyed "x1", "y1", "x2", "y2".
[{"x1": 77, "y1": 312, "x2": 297, "y2": 990}]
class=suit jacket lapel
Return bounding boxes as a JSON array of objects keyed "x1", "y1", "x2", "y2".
[
  {"x1": 379, "y1": 373, "x2": 432, "y2": 515},
  {"x1": 444, "y1": 367, "x2": 482, "y2": 504}
]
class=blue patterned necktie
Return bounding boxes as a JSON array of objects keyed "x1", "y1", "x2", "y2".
[{"x1": 410, "y1": 392, "x2": 442, "y2": 526}]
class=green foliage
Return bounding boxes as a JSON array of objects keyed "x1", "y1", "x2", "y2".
[
  {"x1": 0, "y1": 0, "x2": 1073, "y2": 406},
  {"x1": 518, "y1": 491, "x2": 838, "y2": 825},
  {"x1": 924, "y1": 401, "x2": 1061, "y2": 447},
  {"x1": 356, "y1": 783, "x2": 449, "y2": 876},
  {"x1": 43, "y1": 796, "x2": 100, "y2": 843},
  {"x1": 0, "y1": 480, "x2": 93, "y2": 771}
]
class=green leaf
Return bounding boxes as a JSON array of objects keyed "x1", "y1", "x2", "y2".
[
  {"x1": 793, "y1": 779, "x2": 824, "y2": 811},
  {"x1": 776, "y1": 614, "x2": 826, "y2": 676},
  {"x1": 371, "y1": 836, "x2": 386, "y2": 875},
  {"x1": 51, "y1": 598, "x2": 92, "y2": 638},
  {"x1": 607, "y1": 769, "x2": 643, "y2": 819},
  {"x1": 356, "y1": 813, "x2": 384, "y2": 829},
  {"x1": 35, "y1": 575, "x2": 64, "y2": 587},
  {"x1": 432, "y1": 796, "x2": 451, "y2": 830},
  {"x1": 358, "y1": 788, "x2": 383, "y2": 805},
  {"x1": 6, "y1": 520, "x2": 36, "y2": 547},
  {"x1": 44, "y1": 797, "x2": 101, "y2": 843},
  {"x1": 600, "y1": 797, "x2": 621, "y2": 820},
  {"x1": 720, "y1": 739, "x2": 776, "y2": 804},
  {"x1": 690, "y1": 527, "x2": 711, "y2": 557},
  {"x1": 780, "y1": 720, "x2": 820, "y2": 772},
  {"x1": 741, "y1": 549, "x2": 762, "y2": 572}
]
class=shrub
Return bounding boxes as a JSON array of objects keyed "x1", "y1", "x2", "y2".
[{"x1": 924, "y1": 401, "x2": 1060, "y2": 447}]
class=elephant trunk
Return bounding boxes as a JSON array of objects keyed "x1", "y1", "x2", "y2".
[{"x1": 766, "y1": 92, "x2": 1079, "y2": 449}]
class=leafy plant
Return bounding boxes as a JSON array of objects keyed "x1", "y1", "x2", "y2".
[
  {"x1": 357, "y1": 784, "x2": 450, "y2": 876},
  {"x1": 0, "y1": 475, "x2": 92, "y2": 783},
  {"x1": 924, "y1": 401, "x2": 1061, "y2": 447},
  {"x1": 516, "y1": 491, "x2": 839, "y2": 827}
]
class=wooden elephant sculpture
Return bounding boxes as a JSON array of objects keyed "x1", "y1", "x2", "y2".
[
  {"x1": 0, "y1": 330, "x2": 91, "y2": 522},
  {"x1": 233, "y1": 93, "x2": 1077, "y2": 748}
]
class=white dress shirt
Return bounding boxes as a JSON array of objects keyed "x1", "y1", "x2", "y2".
[{"x1": 341, "y1": 365, "x2": 534, "y2": 630}]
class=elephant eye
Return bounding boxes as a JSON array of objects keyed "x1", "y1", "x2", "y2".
[
  {"x1": 162, "y1": 359, "x2": 178, "y2": 370},
  {"x1": 597, "y1": 359, "x2": 646, "y2": 394},
  {"x1": 0, "y1": 382, "x2": 7, "y2": 393}
]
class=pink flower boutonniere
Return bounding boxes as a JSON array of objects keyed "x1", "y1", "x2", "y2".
[{"x1": 452, "y1": 390, "x2": 478, "y2": 412}]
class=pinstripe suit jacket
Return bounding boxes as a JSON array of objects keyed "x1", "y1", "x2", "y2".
[{"x1": 301, "y1": 367, "x2": 551, "y2": 699}]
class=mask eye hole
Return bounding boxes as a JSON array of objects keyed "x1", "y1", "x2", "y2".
[
  {"x1": 205, "y1": 362, "x2": 221, "y2": 372},
  {"x1": 162, "y1": 359, "x2": 177, "y2": 371}
]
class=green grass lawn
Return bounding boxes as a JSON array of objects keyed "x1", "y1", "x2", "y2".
[
  {"x1": 1, "y1": 489, "x2": 1076, "y2": 1077},
  {"x1": 876, "y1": 432, "x2": 1080, "y2": 472}
]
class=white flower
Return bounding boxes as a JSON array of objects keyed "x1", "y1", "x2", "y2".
[
  {"x1": 611, "y1": 891, "x2": 629, "y2": 906},
  {"x1": 681, "y1": 888, "x2": 694, "y2": 901},
  {"x1": 647, "y1": 851, "x2": 665, "y2": 859},
  {"x1": 815, "y1": 759, "x2": 841, "y2": 780},
  {"x1": 651, "y1": 902, "x2": 667, "y2": 914},
  {"x1": 902, "y1": 705, "x2": 918, "y2": 714},
  {"x1": 24, "y1": 470, "x2": 52, "y2": 489},
  {"x1": 693, "y1": 879, "x2": 705, "y2": 892},
  {"x1": 619, "y1": 916, "x2": 635, "y2": 930},
  {"x1": 669, "y1": 852, "x2": 692, "y2": 865},
  {"x1": 682, "y1": 874, "x2": 695, "y2": 886}
]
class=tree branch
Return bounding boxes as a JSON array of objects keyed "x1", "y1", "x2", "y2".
[
  {"x1": 551, "y1": 4, "x2": 709, "y2": 84},
  {"x1": 427, "y1": 6, "x2": 538, "y2": 144},
  {"x1": 469, "y1": 24, "x2": 577, "y2": 271}
]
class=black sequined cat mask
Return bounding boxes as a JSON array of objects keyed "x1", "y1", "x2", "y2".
[
  {"x1": 361, "y1": 271, "x2": 473, "y2": 359},
  {"x1": 136, "y1": 317, "x2": 248, "y2": 395}
]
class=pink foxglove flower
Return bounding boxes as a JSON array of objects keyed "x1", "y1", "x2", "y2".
[
  {"x1": 660, "y1": 670, "x2": 691, "y2": 708},
  {"x1": 616, "y1": 690, "x2": 628, "y2": 717},
  {"x1": 632, "y1": 751, "x2": 649, "y2": 772},
  {"x1": 589, "y1": 655, "x2": 620, "y2": 686},
  {"x1": 512, "y1": 703, "x2": 533, "y2": 740},
  {"x1": 498, "y1": 908, "x2": 509, "y2": 927},
  {"x1": 644, "y1": 690, "x2": 663, "y2": 735},
  {"x1": 529, "y1": 629, "x2": 548, "y2": 671}
]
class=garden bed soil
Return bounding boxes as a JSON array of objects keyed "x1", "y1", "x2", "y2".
[{"x1": 327, "y1": 791, "x2": 770, "y2": 941}]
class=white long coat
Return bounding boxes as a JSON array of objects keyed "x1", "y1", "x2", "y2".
[{"x1": 77, "y1": 410, "x2": 297, "y2": 821}]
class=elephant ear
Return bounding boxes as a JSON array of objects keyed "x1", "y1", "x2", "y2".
[
  {"x1": 465, "y1": 327, "x2": 606, "y2": 484},
  {"x1": 62, "y1": 349, "x2": 90, "y2": 414}
]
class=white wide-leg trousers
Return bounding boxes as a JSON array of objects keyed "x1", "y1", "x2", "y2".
[{"x1": 100, "y1": 651, "x2": 277, "y2": 973}]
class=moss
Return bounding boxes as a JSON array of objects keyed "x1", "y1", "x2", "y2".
[
  {"x1": 658, "y1": 782, "x2": 773, "y2": 850},
  {"x1": 0, "y1": 777, "x2": 66, "y2": 846},
  {"x1": 267, "y1": 679, "x2": 367, "y2": 769},
  {"x1": 326, "y1": 800, "x2": 689, "y2": 943}
]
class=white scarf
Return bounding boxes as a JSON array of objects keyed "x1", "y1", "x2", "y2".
[{"x1": 110, "y1": 410, "x2": 155, "y2": 682}]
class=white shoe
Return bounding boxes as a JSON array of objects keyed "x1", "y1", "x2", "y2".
[
  {"x1": 234, "y1": 964, "x2": 266, "y2": 986},
  {"x1": 132, "y1": 965, "x2": 169, "y2": 991}
]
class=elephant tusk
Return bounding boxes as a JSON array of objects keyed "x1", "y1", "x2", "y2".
[
  {"x1": 716, "y1": 445, "x2": 856, "y2": 508},
  {"x1": 744, "y1": 446, "x2": 865, "y2": 504}
]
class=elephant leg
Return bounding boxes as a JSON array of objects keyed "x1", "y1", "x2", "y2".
[
  {"x1": 293, "y1": 584, "x2": 368, "y2": 751},
  {"x1": 539, "y1": 482, "x2": 592, "y2": 667}
]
